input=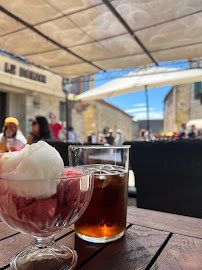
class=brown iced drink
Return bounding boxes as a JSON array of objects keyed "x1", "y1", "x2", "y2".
[{"x1": 75, "y1": 165, "x2": 128, "y2": 239}]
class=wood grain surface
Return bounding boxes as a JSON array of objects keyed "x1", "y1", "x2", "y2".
[
  {"x1": 79, "y1": 224, "x2": 170, "y2": 270},
  {"x1": 150, "y1": 234, "x2": 202, "y2": 270},
  {"x1": 1, "y1": 207, "x2": 202, "y2": 270},
  {"x1": 0, "y1": 222, "x2": 19, "y2": 241},
  {"x1": 127, "y1": 206, "x2": 202, "y2": 238}
]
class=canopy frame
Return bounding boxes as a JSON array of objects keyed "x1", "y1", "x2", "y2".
[{"x1": 0, "y1": 1, "x2": 202, "y2": 78}]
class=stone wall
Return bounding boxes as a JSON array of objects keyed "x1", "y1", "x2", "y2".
[
  {"x1": 164, "y1": 84, "x2": 189, "y2": 132},
  {"x1": 70, "y1": 101, "x2": 85, "y2": 143},
  {"x1": 188, "y1": 83, "x2": 202, "y2": 120},
  {"x1": 67, "y1": 100, "x2": 133, "y2": 143},
  {"x1": 164, "y1": 88, "x2": 174, "y2": 133},
  {"x1": 0, "y1": 54, "x2": 66, "y2": 135},
  {"x1": 25, "y1": 93, "x2": 64, "y2": 135},
  {"x1": 8, "y1": 92, "x2": 26, "y2": 133},
  {"x1": 0, "y1": 54, "x2": 63, "y2": 97},
  {"x1": 96, "y1": 100, "x2": 133, "y2": 142},
  {"x1": 175, "y1": 84, "x2": 189, "y2": 131},
  {"x1": 132, "y1": 121, "x2": 139, "y2": 140}
]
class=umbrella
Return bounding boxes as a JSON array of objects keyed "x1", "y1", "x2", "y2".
[
  {"x1": 77, "y1": 67, "x2": 202, "y2": 100},
  {"x1": 77, "y1": 66, "x2": 202, "y2": 130}
]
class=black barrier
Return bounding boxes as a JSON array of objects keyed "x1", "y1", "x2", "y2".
[
  {"x1": 124, "y1": 139, "x2": 202, "y2": 219},
  {"x1": 44, "y1": 140, "x2": 81, "y2": 166}
]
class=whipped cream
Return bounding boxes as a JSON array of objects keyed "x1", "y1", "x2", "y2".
[{"x1": 0, "y1": 141, "x2": 64, "y2": 199}]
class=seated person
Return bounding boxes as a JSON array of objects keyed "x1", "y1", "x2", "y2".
[
  {"x1": 105, "y1": 129, "x2": 115, "y2": 145},
  {"x1": 68, "y1": 127, "x2": 77, "y2": 142},
  {"x1": 188, "y1": 125, "x2": 196, "y2": 139},
  {"x1": 0, "y1": 117, "x2": 27, "y2": 152},
  {"x1": 27, "y1": 116, "x2": 55, "y2": 144},
  {"x1": 179, "y1": 123, "x2": 187, "y2": 139}
]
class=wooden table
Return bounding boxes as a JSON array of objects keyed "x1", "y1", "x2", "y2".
[{"x1": 1, "y1": 206, "x2": 202, "y2": 270}]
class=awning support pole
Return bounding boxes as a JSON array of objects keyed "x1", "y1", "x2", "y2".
[{"x1": 145, "y1": 85, "x2": 150, "y2": 131}]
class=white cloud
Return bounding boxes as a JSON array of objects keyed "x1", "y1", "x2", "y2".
[
  {"x1": 132, "y1": 111, "x2": 163, "y2": 121},
  {"x1": 125, "y1": 107, "x2": 153, "y2": 113},
  {"x1": 132, "y1": 103, "x2": 146, "y2": 107}
]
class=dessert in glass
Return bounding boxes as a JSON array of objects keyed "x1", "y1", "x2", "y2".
[{"x1": 0, "y1": 141, "x2": 94, "y2": 270}]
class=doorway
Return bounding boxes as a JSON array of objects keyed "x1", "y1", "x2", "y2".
[{"x1": 0, "y1": 92, "x2": 7, "y2": 131}]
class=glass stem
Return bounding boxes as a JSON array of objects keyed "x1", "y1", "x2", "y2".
[{"x1": 34, "y1": 235, "x2": 55, "y2": 249}]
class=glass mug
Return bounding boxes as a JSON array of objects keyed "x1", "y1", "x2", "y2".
[{"x1": 68, "y1": 145, "x2": 130, "y2": 243}]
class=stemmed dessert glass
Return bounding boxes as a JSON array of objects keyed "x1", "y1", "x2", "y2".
[{"x1": 0, "y1": 166, "x2": 94, "y2": 270}]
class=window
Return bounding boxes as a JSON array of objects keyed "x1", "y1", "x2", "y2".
[
  {"x1": 84, "y1": 75, "x2": 90, "y2": 92},
  {"x1": 194, "y1": 82, "x2": 202, "y2": 99},
  {"x1": 60, "y1": 102, "x2": 66, "y2": 125}
]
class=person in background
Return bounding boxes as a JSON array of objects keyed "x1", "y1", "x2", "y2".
[
  {"x1": 98, "y1": 133, "x2": 106, "y2": 144},
  {"x1": 49, "y1": 112, "x2": 66, "y2": 140},
  {"x1": 138, "y1": 129, "x2": 146, "y2": 141},
  {"x1": 198, "y1": 129, "x2": 202, "y2": 139},
  {"x1": 27, "y1": 116, "x2": 55, "y2": 144},
  {"x1": 188, "y1": 124, "x2": 196, "y2": 139},
  {"x1": 91, "y1": 132, "x2": 96, "y2": 144},
  {"x1": 145, "y1": 129, "x2": 155, "y2": 141},
  {"x1": 0, "y1": 117, "x2": 26, "y2": 152},
  {"x1": 122, "y1": 133, "x2": 127, "y2": 143},
  {"x1": 179, "y1": 123, "x2": 187, "y2": 139},
  {"x1": 87, "y1": 131, "x2": 97, "y2": 144},
  {"x1": 68, "y1": 126, "x2": 77, "y2": 142},
  {"x1": 115, "y1": 129, "x2": 123, "y2": 145},
  {"x1": 0, "y1": 117, "x2": 27, "y2": 152},
  {"x1": 105, "y1": 129, "x2": 115, "y2": 145}
]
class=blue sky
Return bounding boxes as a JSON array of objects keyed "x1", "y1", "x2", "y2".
[{"x1": 94, "y1": 60, "x2": 189, "y2": 121}]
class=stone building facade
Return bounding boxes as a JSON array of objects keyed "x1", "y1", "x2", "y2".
[
  {"x1": 132, "y1": 121, "x2": 139, "y2": 140},
  {"x1": 188, "y1": 58, "x2": 202, "y2": 120},
  {"x1": 0, "y1": 53, "x2": 65, "y2": 135},
  {"x1": 164, "y1": 84, "x2": 189, "y2": 133},
  {"x1": 69, "y1": 99, "x2": 133, "y2": 143},
  {"x1": 0, "y1": 53, "x2": 134, "y2": 142},
  {"x1": 164, "y1": 88, "x2": 174, "y2": 133},
  {"x1": 164, "y1": 75, "x2": 202, "y2": 133},
  {"x1": 188, "y1": 83, "x2": 202, "y2": 120},
  {"x1": 175, "y1": 84, "x2": 189, "y2": 130},
  {"x1": 164, "y1": 58, "x2": 202, "y2": 133}
]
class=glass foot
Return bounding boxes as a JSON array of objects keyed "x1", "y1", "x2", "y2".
[{"x1": 10, "y1": 244, "x2": 78, "y2": 270}]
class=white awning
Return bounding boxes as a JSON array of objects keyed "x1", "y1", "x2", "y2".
[
  {"x1": 0, "y1": 1, "x2": 202, "y2": 78},
  {"x1": 76, "y1": 67, "x2": 202, "y2": 100},
  {"x1": 187, "y1": 119, "x2": 202, "y2": 130}
]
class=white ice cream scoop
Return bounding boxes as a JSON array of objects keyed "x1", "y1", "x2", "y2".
[{"x1": 0, "y1": 141, "x2": 64, "y2": 199}]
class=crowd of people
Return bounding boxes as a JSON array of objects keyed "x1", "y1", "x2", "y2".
[
  {"x1": 0, "y1": 114, "x2": 129, "y2": 153},
  {"x1": 138, "y1": 123, "x2": 201, "y2": 141},
  {"x1": 0, "y1": 114, "x2": 80, "y2": 153},
  {"x1": 0, "y1": 118, "x2": 126, "y2": 154},
  {"x1": 138, "y1": 129, "x2": 155, "y2": 141},
  {"x1": 179, "y1": 123, "x2": 198, "y2": 139},
  {"x1": 143, "y1": 123, "x2": 200, "y2": 141},
  {"x1": 2, "y1": 114, "x2": 201, "y2": 154},
  {"x1": 86, "y1": 128, "x2": 126, "y2": 145}
]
